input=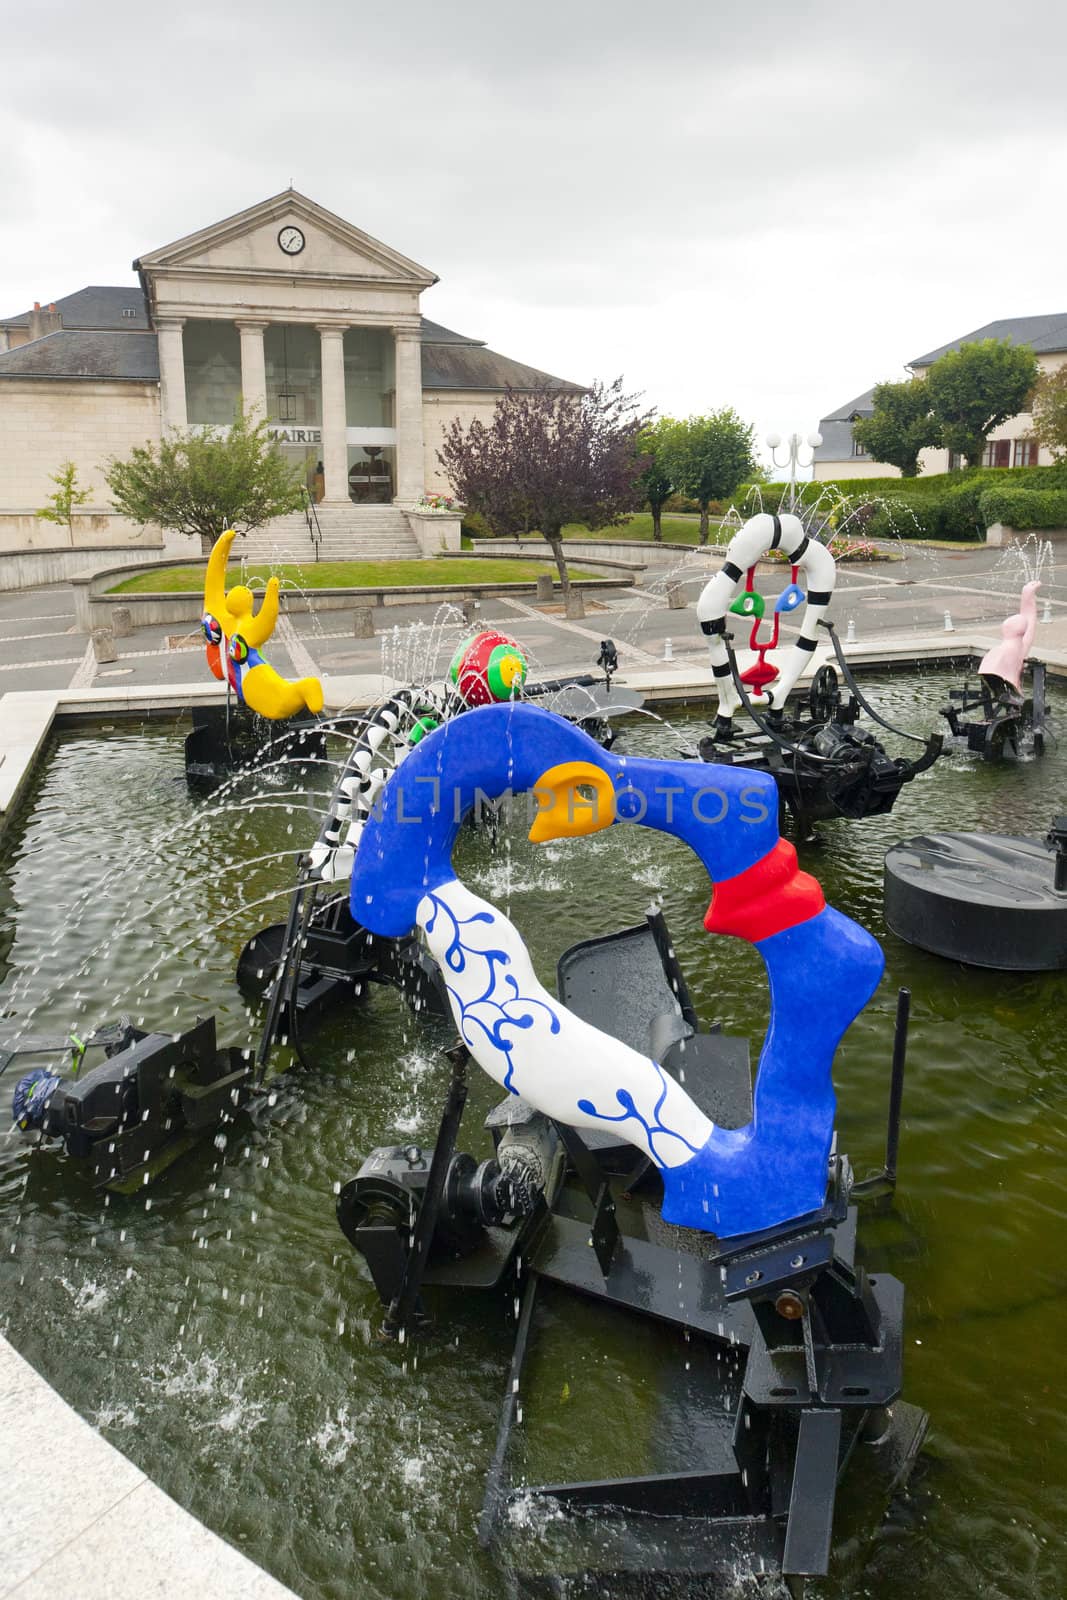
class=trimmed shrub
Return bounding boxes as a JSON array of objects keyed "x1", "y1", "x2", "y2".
[
  {"x1": 461, "y1": 509, "x2": 495, "y2": 539},
  {"x1": 978, "y1": 486, "x2": 1067, "y2": 531}
]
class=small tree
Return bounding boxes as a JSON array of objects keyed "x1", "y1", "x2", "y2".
[
  {"x1": 438, "y1": 378, "x2": 648, "y2": 593},
  {"x1": 851, "y1": 378, "x2": 941, "y2": 477},
  {"x1": 635, "y1": 420, "x2": 675, "y2": 542},
  {"x1": 924, "y1": 338, "x2": 1039, "y2": 470},
  {"x1": 658, "y1": 409, "x2": 758, "y2": 543},
  {"x1": 1031, "y1": 365, "x2": 1067, "y2": 461},
  {"x1": 105, "y1": 403, "x2": 306, "y2": 552},
  {"x1": 36, "y1": 461, "x2": 92, "y2": 539}
]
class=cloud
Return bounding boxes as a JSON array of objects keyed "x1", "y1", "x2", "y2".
[{"x1": 2, "y1": 0, "x2": 1066, "y2": 452}]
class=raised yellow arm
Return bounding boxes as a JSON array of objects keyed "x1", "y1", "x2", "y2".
[
  {"x1": 204, "y1": 529, "x2": 237, "y2": 633},
  {"x1": 242, "y1": 576, "x2": 280, "y2": 649}
]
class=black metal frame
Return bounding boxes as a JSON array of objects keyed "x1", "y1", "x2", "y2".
[
  {"x1": 940, "y1": 658, "x2": 1047, "y2": 761},
  {"x1": 335, "y1": 897, "x2": 924, "y2": 1595}
]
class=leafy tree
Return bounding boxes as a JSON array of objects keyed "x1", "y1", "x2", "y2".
[
  {"x1": 438, "y1": 378, "x2": 648, "y2": 593},
  {"x1": 105, "y1": 403, "x2": 306, "y2": 552},
  {"x1": 36, "y1": 461, "x2": 91, "y2": 538},
  {"x1": 635, "y1": 420, "x2": 675, "y2": 542},
  {"x1": 1030, "y1": 365, "x2": 1067, "y2": 461},
  {"x1": 658, "y1": 409, "x2": 758, "y2": 543},
  {"x1": 924, "y1": 338, "x2": 1039, "y2": 470},
  {"x1": 851, "y1": 378, "x2": 941, "y2": 477}
]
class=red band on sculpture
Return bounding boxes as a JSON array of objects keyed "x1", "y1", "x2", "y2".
[{"x1": 704, "y1": 839, "x2": 825, "y2": 943}]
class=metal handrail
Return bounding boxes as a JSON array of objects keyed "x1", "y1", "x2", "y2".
[{"x1": 302, "y1": 489, "x2": 323, "y2": 562}]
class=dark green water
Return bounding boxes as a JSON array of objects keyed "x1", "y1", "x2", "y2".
[{"x1": 1, "y1": 674, "x2": 1065, "y2": 1599}]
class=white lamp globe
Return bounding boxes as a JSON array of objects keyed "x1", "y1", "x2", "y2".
[
  {"x1": 807, "y1": 431, "x2": 823, "y2": 449},
  {"x1": 765, "y1": 431, "x2": 782, "y2": 449}
]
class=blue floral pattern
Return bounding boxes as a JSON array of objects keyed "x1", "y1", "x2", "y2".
[
  {"x1": 421, "y1": 890, "x2": 560, "y2": 1093},
  {"x1": 577, "y1": 1059, "x2": 703, "y2": 1168}
]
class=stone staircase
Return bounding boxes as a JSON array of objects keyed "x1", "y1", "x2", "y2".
[{"x1": 239, "y1": 505, "x2": 421, "y2": 564}]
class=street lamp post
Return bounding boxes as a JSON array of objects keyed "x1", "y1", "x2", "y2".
[{"x1": 766, "y1": 430, "x2": 823, "y2": 512}]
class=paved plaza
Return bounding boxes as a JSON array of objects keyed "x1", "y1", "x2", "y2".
[{"x1": 0, "y1": 542, "x2": 1065, "y2": 703}]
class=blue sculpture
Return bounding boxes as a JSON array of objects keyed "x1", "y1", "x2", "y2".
[{"x1": 349, "y1": 703, "x2": 884, "y2": 1237}]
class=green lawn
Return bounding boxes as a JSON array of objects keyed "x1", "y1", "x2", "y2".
[{"x1": 107, "y1": 558, "x2": 603, "y2": 594}]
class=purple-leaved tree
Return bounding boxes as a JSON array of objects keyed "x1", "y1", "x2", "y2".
[{"x1": 438, "y1": 378, "x2": 649, "y2": 595}]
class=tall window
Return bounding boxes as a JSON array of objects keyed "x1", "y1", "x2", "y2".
[
  {"x1": 851, "y1": 434, "x2": 869, "y2": 458},
  {"x1": 1013, "y1": 438, "x2": 1039, "y2": 467},
  {"x1": 983, "y1": 439, "x2": 1011, "y2": 469}
]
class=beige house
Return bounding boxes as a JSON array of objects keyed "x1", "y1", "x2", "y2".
[
  {"x1": 813, "y1": 313, "x2": 1067, "y2": 480},
  {"x1": 0, "y1": 190, "x2": 580, "y2": 556}
]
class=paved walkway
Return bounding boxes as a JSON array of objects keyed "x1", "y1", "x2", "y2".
[{"x1": 1, "y1": 544, "x2": 1065, "y2": 700}]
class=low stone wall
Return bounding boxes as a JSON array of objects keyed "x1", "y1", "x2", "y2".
[
  {"x1": 0, "y1": 542, "x2": 167, "y2": 593},
  {"x1": 443, "y1": 546, "x2": 646, "y2": 576},
  {"x1": 0, "y1": 509, "x2": 154, "y2": 553},
  {"x1": 406, "y1": 510, "x2": 463, "y2": 555},
  {"x1": 985, "y1": 521, "x2": 1067, "y2": 548},
  {"x1": 78, "y1": 560, "x2": 635, "y2": 629},
  {"x1": 481, "y1": 536, "x2": 714, "y2": 568}
]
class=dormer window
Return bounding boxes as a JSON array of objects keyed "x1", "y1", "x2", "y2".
[{"x1": 121, "y1": 308, "x2": 137, "y2": 319}]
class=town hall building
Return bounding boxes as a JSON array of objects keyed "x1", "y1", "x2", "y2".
[{"x1": 0, "y1": 190, "x2": 580, "y2": 559}]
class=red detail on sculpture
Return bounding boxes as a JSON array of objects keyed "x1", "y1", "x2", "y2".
[
  {"x1": 704, "y1": 839, "x2": 826, "y2": 943},
  {"x1": 741, "y1": 606, "x2": 781, "y2": 689},
  {"x1": 740, "y1": 656, "x2": 780, "y2": 690}
]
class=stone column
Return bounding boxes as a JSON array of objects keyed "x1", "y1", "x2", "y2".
[
  {"x1": 236, "y1": 320, "x2": 269, "y2": 422},
  {"x1": 156, "y1": 317, "x2": 187, "y2": 434},
  {"x1": 317, "y1": 325, "x2": 349, "y2": 504},
  {"x1": 393, "y1": 327, "x2": 425, "y2": 504}
]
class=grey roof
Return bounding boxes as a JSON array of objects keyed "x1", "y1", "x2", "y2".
[
  {"x1": 910, "y1": 313, "x2": 1067, "y2": 367},
  {"x1": 0, "y1": 299, "x2": 580, "y2": 392},
  {"x1": 818, "y1": 386, "x2": 877, "y2": 424},
  {"x1": 0, "y1": 285, "x2": 150, "y2": 331},
  {"x1": 420, "y1": 338, "x2": 582, "y2": 392},
  {"x1": 0, "y1": 330, "x2": 159, "y2": 380},
  {"x1": 813, "y1": 386, "x2": 875, "y2": 461},
  {"x1": 419, "y1": 317, "x2": 485, "y2": 346}
]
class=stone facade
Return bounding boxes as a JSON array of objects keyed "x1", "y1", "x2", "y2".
[
  {"x1": 0, "y1": 380, "x2": 161, "y2": 551},
  {"x1": 0, "y1": 190, "x2": 581, "y2": 559}
]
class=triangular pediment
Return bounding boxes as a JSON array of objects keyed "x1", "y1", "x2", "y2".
[{"x1": 135, "y1": 190, "x2": 437, "y2": 287}]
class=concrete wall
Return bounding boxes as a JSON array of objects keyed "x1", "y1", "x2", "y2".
[
  {"x1": 0, "y1": 379, "x2": 160, "y2": 545},
  {"x1": 0, "y1": 542, "x2": 168, "y2": 593},
  {"x1": 406, "y1": 510, "x2": 462, "y2": 555},
  {"x1": 422, "y1": 389, "x2": 499, "y2": 493}
]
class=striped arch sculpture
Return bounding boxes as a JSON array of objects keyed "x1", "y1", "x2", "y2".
[{"x1": 696, "y1": 511, "x2": 836, "y2": 723}]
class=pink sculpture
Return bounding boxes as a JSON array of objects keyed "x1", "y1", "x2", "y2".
[{"x1": 978, "y1": 580, "x2": 1041, "y2": 695}]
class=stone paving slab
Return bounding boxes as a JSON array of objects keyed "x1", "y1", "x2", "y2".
[{"x1": 0, "y1": 1336, "x2": 297, "y2": 1600}]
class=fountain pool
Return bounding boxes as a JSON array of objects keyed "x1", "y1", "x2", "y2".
[{"x1": 1, "y1": 671, "x2": 1066, "y2": 1599}]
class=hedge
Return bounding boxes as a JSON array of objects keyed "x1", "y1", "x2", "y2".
[
  {"x1": 978, "y1": 486, "x2": 1067, "y2": 531},
  {"x1": 732, "y1": 464, "x2": 1067, "y2": 541}
]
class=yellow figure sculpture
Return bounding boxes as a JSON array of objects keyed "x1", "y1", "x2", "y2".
[{"x1": 201, "y1": 530, "x2": 324, "y2": 720}]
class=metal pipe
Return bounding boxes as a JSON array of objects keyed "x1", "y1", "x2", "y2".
[{"x1": 884, "y1": 988, "x2": 910, "y2": 1187}]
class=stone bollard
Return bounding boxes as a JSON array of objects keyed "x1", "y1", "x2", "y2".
[
  {"x1": 565, "y1": 590, "x2": 586, "y2": 620},
  {"x1": 536, "y1": 574, "x2": 553, "y2": 602},
  {"x1": 460, "y1": 597, "x2": 479, "y2": 625},
  {"x1": 91, "y1": 626, "x2": 117, "y2": 664},
  {"x1": 666, "y1": 581, "x2": 688, "y2": 611},
  {"x1": 111, "y1": 606, "x2": 133, "y2": 638},
  {"x1": 353, "y1": 605, "x2": 375, "y2": 638}
]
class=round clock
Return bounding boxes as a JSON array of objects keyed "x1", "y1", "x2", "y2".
[{"x1": 278, "y1": 226, "x2": 305, "y2": 256}]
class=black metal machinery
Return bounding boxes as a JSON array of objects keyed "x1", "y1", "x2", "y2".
[
  {"x1": 335, "y1": 911, "x2": 926, "y2": 1596},
  {"x1": 184, "y1": 702, "x2": 329, "y2": 793},
  {"x1": 939, "y1": 659, "x2": 1048, "y2": 761},
  {"x1": 5, "y1": 1016, "x2": 255, "y2": 1192},
  {"x1": 694, "y1": 623, "x2": 943, "y2": 838}
]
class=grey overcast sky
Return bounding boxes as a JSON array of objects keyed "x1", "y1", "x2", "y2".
[{"x1": 2, "y1": 0, "x2": 1064, "y2": 463}]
